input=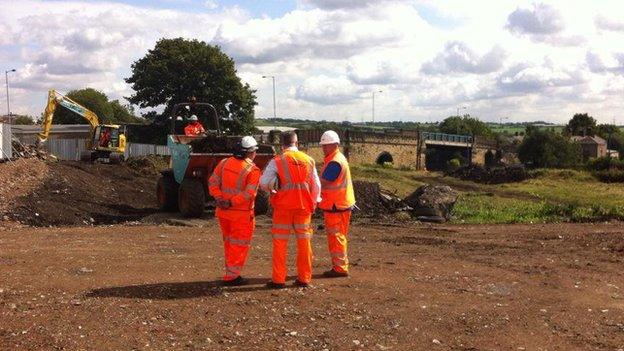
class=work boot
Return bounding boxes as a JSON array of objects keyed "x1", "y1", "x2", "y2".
[
  {"x1": 322, "y1": 269, "x2": 349, "y2": 278},
  {"x1": 293, "y1": 279, "x2": 310, "y2": 288},
  {"x1": 222, "y1": 276, "x2": 248, "y2": 286},
  {"x1": 266, "y1": 281, "x2": 286, "y2": 289}
]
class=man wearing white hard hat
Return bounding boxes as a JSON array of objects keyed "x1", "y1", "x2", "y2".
[
  {"x1": 208, "y1": 136, "x2": 261, "y2": 286},
  {"x1": 184, "y1": 114, "x2": 206, "y2": 136},
  {"x1": 318, "y1": 130, "x2": 355, "y2": 278}
]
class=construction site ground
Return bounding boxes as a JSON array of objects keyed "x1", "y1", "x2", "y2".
[
  {"x1": 1, "y1": 159, "x2": 623, "y2": 350},
  {"x1": 1, "y1": 218, "x2": 623, "y2": 350}
]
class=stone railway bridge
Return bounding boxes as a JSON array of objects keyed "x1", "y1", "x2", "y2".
[{"x1": 266, "y1": 129, "x2": 499, "y2": 170}]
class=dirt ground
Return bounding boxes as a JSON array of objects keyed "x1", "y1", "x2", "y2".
[
  {"x1": 1, "y1": 218, "x2": 623, "y2": 350},
  {"x1": 1, "y1": 160, "x2": 157, "y2": 227}
]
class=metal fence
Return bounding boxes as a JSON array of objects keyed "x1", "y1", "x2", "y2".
[
  {"x1": 40, "y1": 139, "x2": 170, "y2": 161},
  {"x1": 124, "y1": 143, "x2": 171, "y2": 158}
]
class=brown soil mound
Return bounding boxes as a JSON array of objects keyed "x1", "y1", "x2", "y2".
[
  {"x1": 352, "y1": 180, "x2": 403, "y2": 217},
  {"x1": 0, "y1": 159, "x2": 50, "y2": 214},
  {"x1": 1, "y1": 160, "x2": 157, "y2": 226}
]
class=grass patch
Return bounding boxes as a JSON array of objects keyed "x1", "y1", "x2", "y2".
[
  {"x1": 351, "y1": 163, "x2": 425, "y2": 197},
  {"x1": 351, "y1": 164, "x2": 624, "y2": 224},
  {"x1": 452, "y1": 193, "x2": 561, "y2": 224}
]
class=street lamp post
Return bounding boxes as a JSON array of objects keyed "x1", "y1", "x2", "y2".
[
  {"x1": 372, "y1": 90, "x2": 382, "y2": 124},
  {"x1": 262, "y1": 75, "x2": 276, "y2": 119},
  {"x1": 5, "y1": 69, "x2": 16, "y2": 118}
]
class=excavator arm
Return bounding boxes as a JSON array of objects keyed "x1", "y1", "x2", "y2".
[{"x1": 38, "y1": 90, "x2": 100, "y2": 141}]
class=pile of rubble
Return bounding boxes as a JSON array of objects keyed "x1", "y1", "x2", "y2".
[
  {"x1": 447, "y1": 164, "x2": 530, "y2": 184},
  {"x1": 352, "y1": 181, "x2": 458, "y2": 223},
  {"x1": 352, "y1": 181, "x2": 406, "y2": 216},
  {"x1": 11, "y1": 139, "x2": 57, "y2": 161}
]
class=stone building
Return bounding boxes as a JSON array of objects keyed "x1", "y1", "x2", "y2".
[{"x1": 571, "y1": 135, "x2": 607, "y2": 161}]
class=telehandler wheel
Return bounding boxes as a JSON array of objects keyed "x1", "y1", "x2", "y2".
[
  {"x1": 157, "y1": 175, "x2": 179, "y2": 211},
  {"x1": 254, "y1": 189, "x2": 270, "y2": 216},
  {"x1": 178, "y1": 178, "x2": 205, "y2": 218},
  {"x1": 80, "y1": 151, "x2": 94, "y2": 162}
]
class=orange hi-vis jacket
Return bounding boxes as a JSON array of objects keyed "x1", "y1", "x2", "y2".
[
  {"x1": 271, "y1": 150, "x2": 316, "y2": 212},
  {"x1": 184, "y1": 122, "x2": 205, "y2": 136},
  {"x1": 208, "y1": 157, "x2": 260, "y2": 217},
  {"x1": 319, "y1": 149, "x2": 355, "y2": 211}
]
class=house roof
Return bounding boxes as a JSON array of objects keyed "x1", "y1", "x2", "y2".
[{"x1": 570, "y1": 135, "x2": 607, "y2": 145}]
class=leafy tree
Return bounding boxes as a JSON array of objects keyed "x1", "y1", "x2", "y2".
[
  {"x1": 518, "y1": 129, "x2": 580, "y2": 168},
  {"x1": 597, "y1": 124, "x2": 624, "y2": 159},
  {"x1": 439, "y1": 115, "x2": 492, "y2": 137},
  {"x1": 126, "y1": 38, "x2": 257, "y2": 134},
  {"x1": 564, "y1": 113, "x2": 597, "y2": 136},
  {"x1": 12, "y1": 115, "x2": 35, "y2": 125},
  {"x1": 53, "y1": 88, "x2": 140, "y2": 125}
]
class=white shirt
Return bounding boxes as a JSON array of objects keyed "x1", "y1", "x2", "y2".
[{"x1": 259, "y1": 146, "x2": 322, "y2": 203}]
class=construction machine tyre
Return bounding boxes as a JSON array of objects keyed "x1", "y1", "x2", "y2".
[
  {"x1": 178, "y1": 178, "x2": 205, "y2": 218},
  {"x1": 109, "y1": 152, "x2": 123, "y2": 164},
  {"x1": 254, "y1": 189, "x2": 270, "y2": 216},
  {"x1": 157, "y1": 174, "x2": 179, "y2": 211},
  {"x1": 80, "y1": 151, "x2": 94, "y2": 162}
]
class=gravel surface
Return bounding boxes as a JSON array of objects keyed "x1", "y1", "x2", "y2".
[{"x1": 0, "y1": 219, "x2": 623, "y2": 350}]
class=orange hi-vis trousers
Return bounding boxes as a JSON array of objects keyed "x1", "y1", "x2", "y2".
[
  {"x1": 218, "y1": 213, "x2": 255, "y2": 281},
  {"x1": 271, "y1": 209, "x2": 313, "y2": 284},
  {"x1": 324, "y1": 211, "x2": 351, "y2": 273}
]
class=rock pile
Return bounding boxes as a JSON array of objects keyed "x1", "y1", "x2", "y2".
[
  {"x1": 352, "y1": 181, "x2": 405, "y2": 217},
  {"x1": 403, "y1": 185, "x2": 459, "y2": 223}
]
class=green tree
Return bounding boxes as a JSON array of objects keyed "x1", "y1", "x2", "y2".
[
  {"x1": 597, "y1": 124, "x2": 624, "y2": 159},
  {"x1": 52, "y1": 88, "x2": 140, "y2": 125},
  {"x1": 564, "y1": 113, "x2": 597, "y2": 136},
  {"x1": 439, "y1": 115, "x2": 492, "y2": 137},
  {"x1": 12, "y1": 115, "x2": 35, "y2": 125},
  {"x1": 518, "y1": 129, "x2": 580, "y2": 168},
  {"x1": 125, "y1": 38, "x2": 257, "y2": 134}
]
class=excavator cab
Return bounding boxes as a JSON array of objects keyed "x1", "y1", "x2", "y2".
[
  {"x1": 38, "y1": 90, "x2": 126, "y2": 164},
  {"x1": 82, "y1": 124, "x2": 126, "y2": 163}
]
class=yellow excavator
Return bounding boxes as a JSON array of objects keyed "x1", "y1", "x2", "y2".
[{"x1": 38, "y1": 89, "x2": 126, "y2": 163}]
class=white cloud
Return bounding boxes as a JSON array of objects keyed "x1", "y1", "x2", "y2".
[
  {"x1": 295, "y1": 75, "x2": 363, "y2": 105},
  {"x1": 594, "y1": 15, "x2": 624, "y2": 32},
  {"x1": 302, "y1": 0, "x2": 401, "y2": 10},
  {"x1": 586, "y1": 51, "x2": 624, "y2": 75},
  {"x1": 506, "y1": 3, "x2": 563, "y2": 35},
  {"x1": 0, "y1": 0, "x2": 623, "y2": 124},
  {"x1": 496, "y1": 60, "x2": 585, "y2": 95},
  {"x1": 204, "y1": 0, "x2": 219, "y2": 10},
  {"x1": 421, "y1": 41, "x2": 506, "y2": 75}
]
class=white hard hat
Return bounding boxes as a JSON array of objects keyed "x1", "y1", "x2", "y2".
[
  {"x1": 320, "y1": 130, "x2": 340, "y2": 145},
  {"x1": 189, "y1": 114, "x2": 198, "y2": 121},
  {"x1": 241, "y1": 136, "x2": 258, "y2": 151}
]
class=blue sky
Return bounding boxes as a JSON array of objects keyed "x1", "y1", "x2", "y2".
[{"x1": 1, "y1": 0, "x2": 624, "y2": 123}]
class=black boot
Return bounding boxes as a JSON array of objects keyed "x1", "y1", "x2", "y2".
[
  {"x1": 322, "y1": 269, "x2": 349, "y2": 278},
  {"x1": 222, "y1": 276, "x2": 248, "y2": 286},
  {"x1": 294, "y1": 279, "x2": 311, "y2": 288}
]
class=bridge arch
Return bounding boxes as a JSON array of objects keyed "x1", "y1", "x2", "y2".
[{"x1": 376, "y1": 151, "x2": 394, "y2": 165}]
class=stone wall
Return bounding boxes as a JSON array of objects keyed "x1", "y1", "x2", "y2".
[
  {"x1": 271, "y1": 129, "x2": 497, "y2": 169},
  {"x1": 296, "y1": 131, "x2": 424, "y2": 168}
]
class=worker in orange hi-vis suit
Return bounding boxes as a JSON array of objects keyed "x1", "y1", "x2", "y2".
[
  {"x1": 184, "y1": 115, "x2": 206, "y2": 136},
  {"x1": 260, "y1": 131, "x2": 321, "y2": 289},
  {"x1": 318, "y1": 130, "x2": 355, "y2": 278},
  {"x1": 208, "y1": 136, "x2": 261, "y2": 286}
]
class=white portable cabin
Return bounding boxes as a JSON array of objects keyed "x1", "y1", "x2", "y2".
[{"x1": 0, "y1": 122, "x2": 12, "y2": 160}]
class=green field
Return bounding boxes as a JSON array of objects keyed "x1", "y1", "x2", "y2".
[{"x1": 350, "y1": 164, "x2": 624, "y2": 224}]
